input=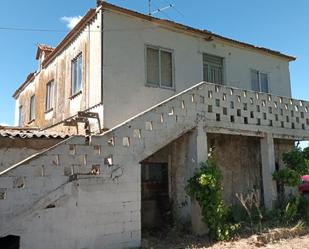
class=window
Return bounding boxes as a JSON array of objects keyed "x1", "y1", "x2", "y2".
[
  {"x1": 18, "y1": 105, "x2": 23, "y2": 126},
  {"x1": 71, "y1": 53, "x2": 83, "y2": 95},
  {"x1": 46, "y1": 80, "x2": 54, "y2": 111},
  {"x1": 146, "y1": 46, "x2": 173, "y2": 88},
  {"x1": 29, "y1": 95, "x2": 35, "y2": 121},
  {"x1": 251, "y1": 70, "x2": 269, "y2": 93},
  {"x1": 203, "y1": 53, "x2": 224, "y2": 84}
]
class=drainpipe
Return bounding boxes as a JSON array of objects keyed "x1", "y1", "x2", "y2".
[
  {"x1": 87, "y1": 23, "x2": 91, "y2": 109},
  {"x1": 100, "y1": 9, "x2": 104, "y2": 105}
]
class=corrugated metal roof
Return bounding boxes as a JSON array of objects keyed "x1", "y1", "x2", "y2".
[{"x1": 0, "y1": 127, "x2": 70, "y2": 139}]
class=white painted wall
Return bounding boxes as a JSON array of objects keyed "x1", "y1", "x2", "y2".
[
  {"x1": 88, "y1": 10, "x2": 103, "y2": 108},
  {"x1": 102, "y1": 10, "x2": 292, "y2": 128}
]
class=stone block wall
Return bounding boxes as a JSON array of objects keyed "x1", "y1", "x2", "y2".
[{"x1": 0, "y1": 137, "x2": 62, "y2": 172}]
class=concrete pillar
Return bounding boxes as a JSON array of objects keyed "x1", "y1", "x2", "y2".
[
  {"x1": 260, "y1": 133, "x2": 277, "y2": 209},
  {"x1": 191, "y1": 125, "x2": 208, "y2": 235},
  {"x1": 196, "y1": 125, "x2": 208, "y2": 165}
]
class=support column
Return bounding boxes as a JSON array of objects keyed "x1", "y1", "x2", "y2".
[
  {"x1": 196, "y1": 125, "x2": 208, "y2": 165},
  {"x1": 191, "y1": 125, "x2": 208, "y2": 235},
  {"x1": 260, "y1": 133, "x2": 277, "y2": 209}
]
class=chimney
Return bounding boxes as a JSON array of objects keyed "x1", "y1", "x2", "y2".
[{"x1": 96, "y1": 0, "x2": 102, "y2": 7}]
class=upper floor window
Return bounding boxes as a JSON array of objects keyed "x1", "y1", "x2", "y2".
[
  {"x1": 29, "y1": 95, "x2": 35, "y2": 121},
  {"x1": 251, "y1": 70, "x2": 269, "y2": 93},
  {"x1": 146, "y1": 46, "x2": 173, "y2": 88},
  {"x1": 18, "y1": 105, "x2": 23, "y2": 126},
  {"x1": 71, "y1": 53, "x2": 83, "y2": 95},
  {"x1": 46, "y1": 80, "x2": 54, "y2": 111},
  {"x1": 203, "y1": 53, "x2": 224, "y2": 84}
]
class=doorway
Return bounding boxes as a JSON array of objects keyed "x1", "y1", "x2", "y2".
[{"x1": 141, "y1": 162, "x2": 171, "y2": 230}]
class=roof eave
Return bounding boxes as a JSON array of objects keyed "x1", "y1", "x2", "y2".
[
  {"x1": 211, "y1": 34, "x2": 296, "y2": 61},
  {"x1": 41, "y1": 8, "x2": 97, "y2": 68},
  {"x1": 13, "y1": 73, "x2": 35, "y2": 99}
]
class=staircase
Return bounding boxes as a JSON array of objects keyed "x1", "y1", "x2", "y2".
[{"x1": 1, "y1": 81, "x2": 309, "y2": 249}]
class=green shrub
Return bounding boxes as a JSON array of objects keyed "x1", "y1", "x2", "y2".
[
  {"x1": 273, "y1": 168, "x2": 301, "y2": 186},
  {"x1": 282, "y1": 195, "x2": 299, "y2": 225},
  {"x1": 268, "y1": 194, "x2": 300, "y2": 226},
  {"x1": 273, "y1": 147, "x2": 309, "y2": 187},
  {"x1": 186, "y1": 158, "x2": 238, "y2": 241},
  {"x1": 228, "y1": 204, "x2": 248, "y2": 224},
  {"x1": 298, "y1": 194, "x2": 309, "y2": 224},
  {"x1": 271, "y1": 146, "x2": 309, "y2": 225}
]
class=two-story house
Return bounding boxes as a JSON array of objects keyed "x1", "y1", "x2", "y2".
[{"x1": 1, "y1": 2, "x2": 309, "y2": 249}]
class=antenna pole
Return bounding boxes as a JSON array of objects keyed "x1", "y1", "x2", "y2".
[{"x1": 148, "y1": 0, "x2": 151, "y2": 16}]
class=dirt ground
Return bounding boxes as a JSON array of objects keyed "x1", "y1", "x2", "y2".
[{"x1": 142, "y1": 233, "x2": 309, "y2": 249}]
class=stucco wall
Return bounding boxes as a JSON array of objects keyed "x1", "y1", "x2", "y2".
[{"x1": 103, "y1": 10, "x2": 292, "y2": 129}]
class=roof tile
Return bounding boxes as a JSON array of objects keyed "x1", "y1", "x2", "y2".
[{"x1": 0, "y1": 127, "x2": 70, "y2": 139}]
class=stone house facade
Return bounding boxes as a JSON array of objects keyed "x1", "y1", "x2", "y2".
[{"x1": 1, "y1": 2, "x2": 309, "y2": 248}]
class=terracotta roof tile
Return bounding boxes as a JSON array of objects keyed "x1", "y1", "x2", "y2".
[
  {"x1": 0, "y1": 126, "x2": 70, "y2": 139},
  {"x1": 36, "y1": 44, "x2": 54, "y2": 60}
]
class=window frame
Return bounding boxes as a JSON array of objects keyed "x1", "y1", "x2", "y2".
[
  {"x1": 45, "y1": 79, "x2": 55, "y2": 112},
  {"x1": 250, "y1": 69, "x2": 270, "y2": 93},
  {"x1": 18, "y1": 105, "x2": 23, "y2": 126},
  {"x1": 202, "y1": 53, "x2": 225, "y2": 85},
  {"x1": 71, "y1": 53, "x2": 83, "y2": 97},
  {"x1": 145, "y1": 45, "x2": 175, "y2": 90},
  {"x1": 29, "y1": 95, "x2": 35, "y2": 122}
]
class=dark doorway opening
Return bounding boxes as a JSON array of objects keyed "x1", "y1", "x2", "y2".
[
  {"x1": 141, "y1": 162, "x2": 171, "y2": 231},
  {"x1": 0, "y1": 235, "x2": 20, "y2": 249}
]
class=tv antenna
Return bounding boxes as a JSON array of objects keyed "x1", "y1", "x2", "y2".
[{"x1": 148, "y1": 0, "x2": 174, "y2": 17}]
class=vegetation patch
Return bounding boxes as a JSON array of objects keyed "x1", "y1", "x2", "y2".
[{"x1": 186, "y1": 157, "x2": 238, "y2": 241}]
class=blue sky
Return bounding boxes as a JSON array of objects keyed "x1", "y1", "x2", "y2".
[{"x1": 1, "y1": 0, "x2": 309, "y2": 130}]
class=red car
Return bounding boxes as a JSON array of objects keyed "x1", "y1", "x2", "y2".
[{"x1": 299, "y1": 175, "x2": 309, "y2": 194}]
